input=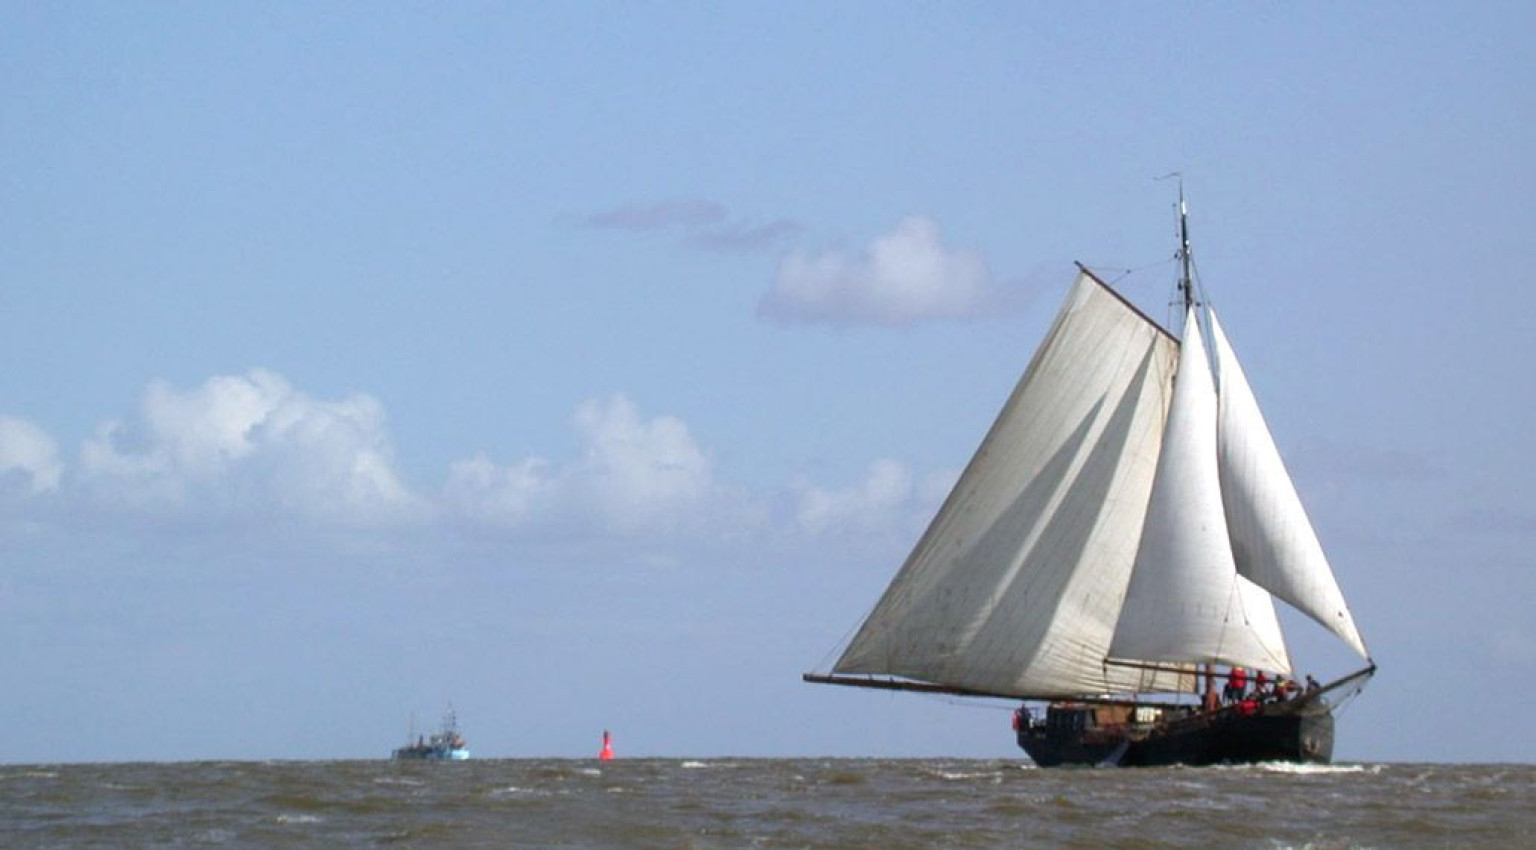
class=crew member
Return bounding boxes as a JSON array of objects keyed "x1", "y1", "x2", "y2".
[{"x1": 1224, "y1": 667, "x2": 1247, "y2": 703}]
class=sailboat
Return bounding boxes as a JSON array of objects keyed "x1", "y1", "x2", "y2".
[{"x1": 805, "y1": 192, "x2": 1376, "y2": 767}]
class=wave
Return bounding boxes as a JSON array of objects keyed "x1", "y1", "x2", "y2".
[
  {"x1": 1238, "y1": 762, "x2": 1382, "y2": 776},
  {"x1": 933, "y1": 770, "x2": 1002, "y2": 782},
  {"x1": 489, "y1": 785, "x2": 545, "y2": 797}
]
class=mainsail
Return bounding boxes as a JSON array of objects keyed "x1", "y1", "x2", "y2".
[
  {"x1": 827, "y1": 267, "x2": 1369, "y2": 699},
  {"x1": 833, "y1": 272, "x2": 1185, "y2": 697}
]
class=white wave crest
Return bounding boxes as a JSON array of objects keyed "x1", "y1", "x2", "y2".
[
  {"x1": 935, "y1": 770, "x2": 1001, "y2": 781},
  {"x1": 1246, "y1": 762, "x2": 1381, "y2": 776}
]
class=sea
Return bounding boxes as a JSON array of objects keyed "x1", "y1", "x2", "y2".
[{"x1": 2, "y1": 759, "x2": 1530, "y2": 849}]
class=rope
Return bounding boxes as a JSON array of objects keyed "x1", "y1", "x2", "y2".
[
  {"x1": 928, "y1": 695, "x2": 1018, "y2": 712},
  {"x1": 1083, "y1": 254, "x2": 1179, "y2": 287},
  {"x1": 811, "y1": 613, "x2": 867, "y2": 674}
]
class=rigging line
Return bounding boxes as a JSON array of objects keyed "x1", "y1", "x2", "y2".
[
  {"x1": 1212, "y1": 574, "x2": 1242, "y2": 669},
  {"x1": 812, "y1": 609, "x2": 870, "y2": 674},
  {"x1": 1163, "y1": 254, "x2": 1214, "y2": 329},
  {"x1": 923, "y1": 693, "x2": 1019, "y2": 712},
  {"x1": 1331, "y1": 676, "x2": 1373, "y2": 716},
  {"x1": 1188, "y1": 254, "x2": 1213, "y2": 312},
  {"x1": 1226, "y1": 574, "x2": 1290, "y2": 673},
  {"x1": 1213, "y1": 576, "x2": 1279, "y2": 674},
  {"x1": 1086, "y1": 255, "x2": 1179, "y2": 287}
]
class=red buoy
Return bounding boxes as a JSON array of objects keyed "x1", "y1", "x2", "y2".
[{"x1": 599, "y1": 729, "x2": 614, "y2": 761}]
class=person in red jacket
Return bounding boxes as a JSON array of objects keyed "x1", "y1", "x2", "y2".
[{"x1": 1224, "y1": 667, "x2": 1248, "y2": 703}]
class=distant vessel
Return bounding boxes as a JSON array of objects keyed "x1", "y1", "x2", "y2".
[
  {"x1": 392, "y1": 706, "x2": 470, "y2": 761},
  {"x1": 807, "y1": 189, "x2": 1375, "y2": 766}
]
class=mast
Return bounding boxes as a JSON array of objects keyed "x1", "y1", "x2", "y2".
[
  {"x1": 1169, "y1": 174, "x2": 1218, "y2": 707},
  {"x1": 1177, "y1": 180, "x2": 1194, "y2": 312},
  {"x1": 1178, "y1": 180, "x2": 1206, "y2": 701}
]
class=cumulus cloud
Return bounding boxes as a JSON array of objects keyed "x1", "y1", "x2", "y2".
[
  {"x1": 445, "y1": 394, "x2": 714, "y2": 536},
  {"x1": 759, "y1": 216, "x2": 1002, "y2": 326},
  {"x1": 570, "y1": 394, "x2": 711, "y2": 525},
  {"x1": 78, "y1": 370, "x2": 422, "y2": 525},
  {"x1": 1, "y1": 370, "x2": 950, "y2": 554},
  {"x1": 443, "y1": 454, "x2": 551, "y2": 528},
  {"x1": 791, "y1": 459, "x2": 913, "y2": 535},
  {"x1": 0, "y1": 415, "x2": 62, "y2": 495}
]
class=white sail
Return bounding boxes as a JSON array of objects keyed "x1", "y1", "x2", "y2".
[
  {"x1": 1210, "y1": 310, "x2": 1370, "y2": 660},
  {"x1": 1109, "y1": 308, "x2": 1292, "y2": 673},
  {"x1": 834, "y1": 273, "x2": 1189, "y2": 696}
]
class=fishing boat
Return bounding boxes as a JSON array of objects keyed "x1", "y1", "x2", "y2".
[
  {"x1": 392, "y1": 706, "x2": 470, "y2": 761},
  {"x1": 805, "y1": 190, "x2": 1376, "y2": 766}
]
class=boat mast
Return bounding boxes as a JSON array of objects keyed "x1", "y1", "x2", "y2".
[
  {"x1": 1168, "y1": 175, "x2": 1220, "y2": 709},
  {"x1": 1176, "y1": 178, "x2": 1194, "y2": 312}
]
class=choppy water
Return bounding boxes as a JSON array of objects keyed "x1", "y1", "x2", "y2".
[{"x1": 1, "y1": 759, "x2": 1530, "y2": 849}]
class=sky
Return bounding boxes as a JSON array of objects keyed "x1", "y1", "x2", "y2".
[{"x1": 2, "y1": 3, "x2": 1533, "y2": 764}]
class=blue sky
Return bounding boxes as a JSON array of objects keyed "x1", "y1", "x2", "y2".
[{"x1": 2, "y1": 3, "x2": 1533, "y2": 763}]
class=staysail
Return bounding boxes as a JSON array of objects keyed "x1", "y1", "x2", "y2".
[
  {"x1": 1209, "y1": 310, "x2": 1370, "y2": 660},
  {"x1": 832, "y1": 272, "x2": 1188, "y2": 697},
  {"x1": 1108, "y1": 308, "x2": 1291, "y2": 673}
]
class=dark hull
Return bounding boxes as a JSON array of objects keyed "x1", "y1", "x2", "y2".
[{"x1": 1019, "y1": 702, "x2": 1334, "y2": 767}]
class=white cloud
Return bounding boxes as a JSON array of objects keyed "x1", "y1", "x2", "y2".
[
  {"x1": 759, "y1": 216, "x2": 1001, "y2": 326},
  {"x1": 0, "y1": 415, "x2": 62, "y2": 494},
  {"x1": 445, "y1": 394, "x2": 714, "y2": 536},
  {"x1": 2, "y1": 371, "x2": 949, "y2": 555},
  {"x1": 570, "y1": 394, "x2": 712, "y2": 527},
  {"x1": 78, "y1": 369, "x2": 422, "y2": 525},
  {"x1": 792, "y1": 459, "x2": 914, "y2": 535},
  {"x1": 444, "y1": 453, "x2": 551, "y2": 527}
]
